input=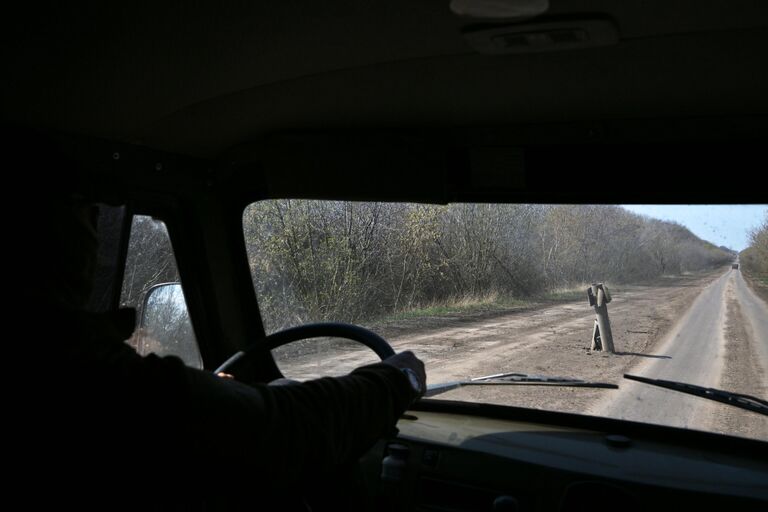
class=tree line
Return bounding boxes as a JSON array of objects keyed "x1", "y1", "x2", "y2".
[
  {"x1": 741, "y1": 211, "x2": 768, "y2": 289},
  {"x1": 244, "y1": 202, "x2": 733, "y2": 332},
  {"x1": 114, "y1": 207, "x2": 757, "y2": 357}
]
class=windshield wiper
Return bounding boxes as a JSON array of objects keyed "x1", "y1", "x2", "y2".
[
  {"x1": 426, "y1": 372, "x2": 618, "y2": 398},
  {"x1": 624, "y1": 374, "x2": 768, "y2": 417}
]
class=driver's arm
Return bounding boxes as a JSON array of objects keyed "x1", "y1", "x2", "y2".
[
  {"x1": 41, "y1": 309, "x2": 422, "y2": 493},
  {"x1": 182, "y1": 357, "x2": 419, "y2": 482}
]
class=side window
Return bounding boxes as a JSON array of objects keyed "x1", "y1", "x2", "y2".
[{"x1": 120, "y1": 216, "x2": 202, "y2": 368}]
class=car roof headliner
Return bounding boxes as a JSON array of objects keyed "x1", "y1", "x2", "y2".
[{"x1": 2, "y1": 1, "x2": 767, "y2": 203}]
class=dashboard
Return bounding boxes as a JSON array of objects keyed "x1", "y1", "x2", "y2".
[{"x1": 359, "y1": 402, "x2": 768, "y2": 511}]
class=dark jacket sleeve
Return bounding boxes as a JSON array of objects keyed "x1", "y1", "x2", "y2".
[
  {"x1": 45, "y1": 309, "x2": 414, "y2": 485},
  {"x1": 181, "y1": 361, "x2": 413, "y2": 480},
  {"x1": 32, "y1": 308, "x2": 415, "y2": 502}
]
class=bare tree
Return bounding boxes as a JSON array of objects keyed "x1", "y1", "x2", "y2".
[
  {"x1": 243, "y1": 201, "x2": 732, "y2": 331},
  {"x1": 121, "y1": 216, "x2": 180, "y2": 310}
]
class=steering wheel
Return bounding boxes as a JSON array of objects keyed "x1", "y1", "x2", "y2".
[
  {"x1": 214, "y1": 323, "x2": 397, "y2": 510},
  {"x1": 214, "y1": 322, "x2": 396, "y2": 377}
]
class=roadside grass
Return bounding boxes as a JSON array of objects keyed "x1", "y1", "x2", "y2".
[
  {"x1": 375, "y1": 284, "x2": 592, "y2": 326},
  {"x1": 539, "y1": 285, "x2": 589, "y2": 303},
  {"x1": 380, "y1": 293, "x2": 532, "y2": 323},
  {"x1": 539, "y1": 281, "x2": 641, "y2": 302},
  {"x1": 741, "y1": 268, "x2": 768, "y2": 304}
]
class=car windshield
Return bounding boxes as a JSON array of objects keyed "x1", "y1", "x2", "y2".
[{"x1": 244, "y1": 201, "x2": 768, "y2": 442}]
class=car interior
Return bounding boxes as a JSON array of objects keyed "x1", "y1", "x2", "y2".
[{"x1": 4, "y1": 1, "x2": 767, "y2": 510}]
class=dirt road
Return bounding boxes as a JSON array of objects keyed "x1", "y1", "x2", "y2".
[
  {"x1": 276, "y1": 268, "x2": 767, "y2": 440},
  {"x1": 589, "y1": 269, "x2": 768, "y2": 440}
]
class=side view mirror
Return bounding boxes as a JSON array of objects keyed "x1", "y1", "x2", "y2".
[{"x1": 138, "y1": 283, "x2": 202, "y2": 368}]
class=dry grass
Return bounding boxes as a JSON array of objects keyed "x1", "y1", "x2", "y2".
[
  {"x1": 380, "y1": 291, "x2": 530, "y2": 322},
  {"x1": 741, "y1": 269, "x2": 768, "y2": 303}
]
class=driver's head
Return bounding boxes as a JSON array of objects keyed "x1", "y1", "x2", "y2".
[{"x1": 6, "y1": 125, "x2": 99, "y2": 311}]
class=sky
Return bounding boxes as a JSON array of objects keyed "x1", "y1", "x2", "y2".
[{"x1": 621, "y1": 205, "x2": 767, "y2": 252}]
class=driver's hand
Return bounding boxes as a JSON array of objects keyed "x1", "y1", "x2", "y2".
[{"x1": 383, "y1": 351, "x2": 426, "y2": 398}]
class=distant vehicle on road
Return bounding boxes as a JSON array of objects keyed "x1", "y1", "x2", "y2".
[{"x1": 733, "y1": 263, "x2": 740, "y2": 270}]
